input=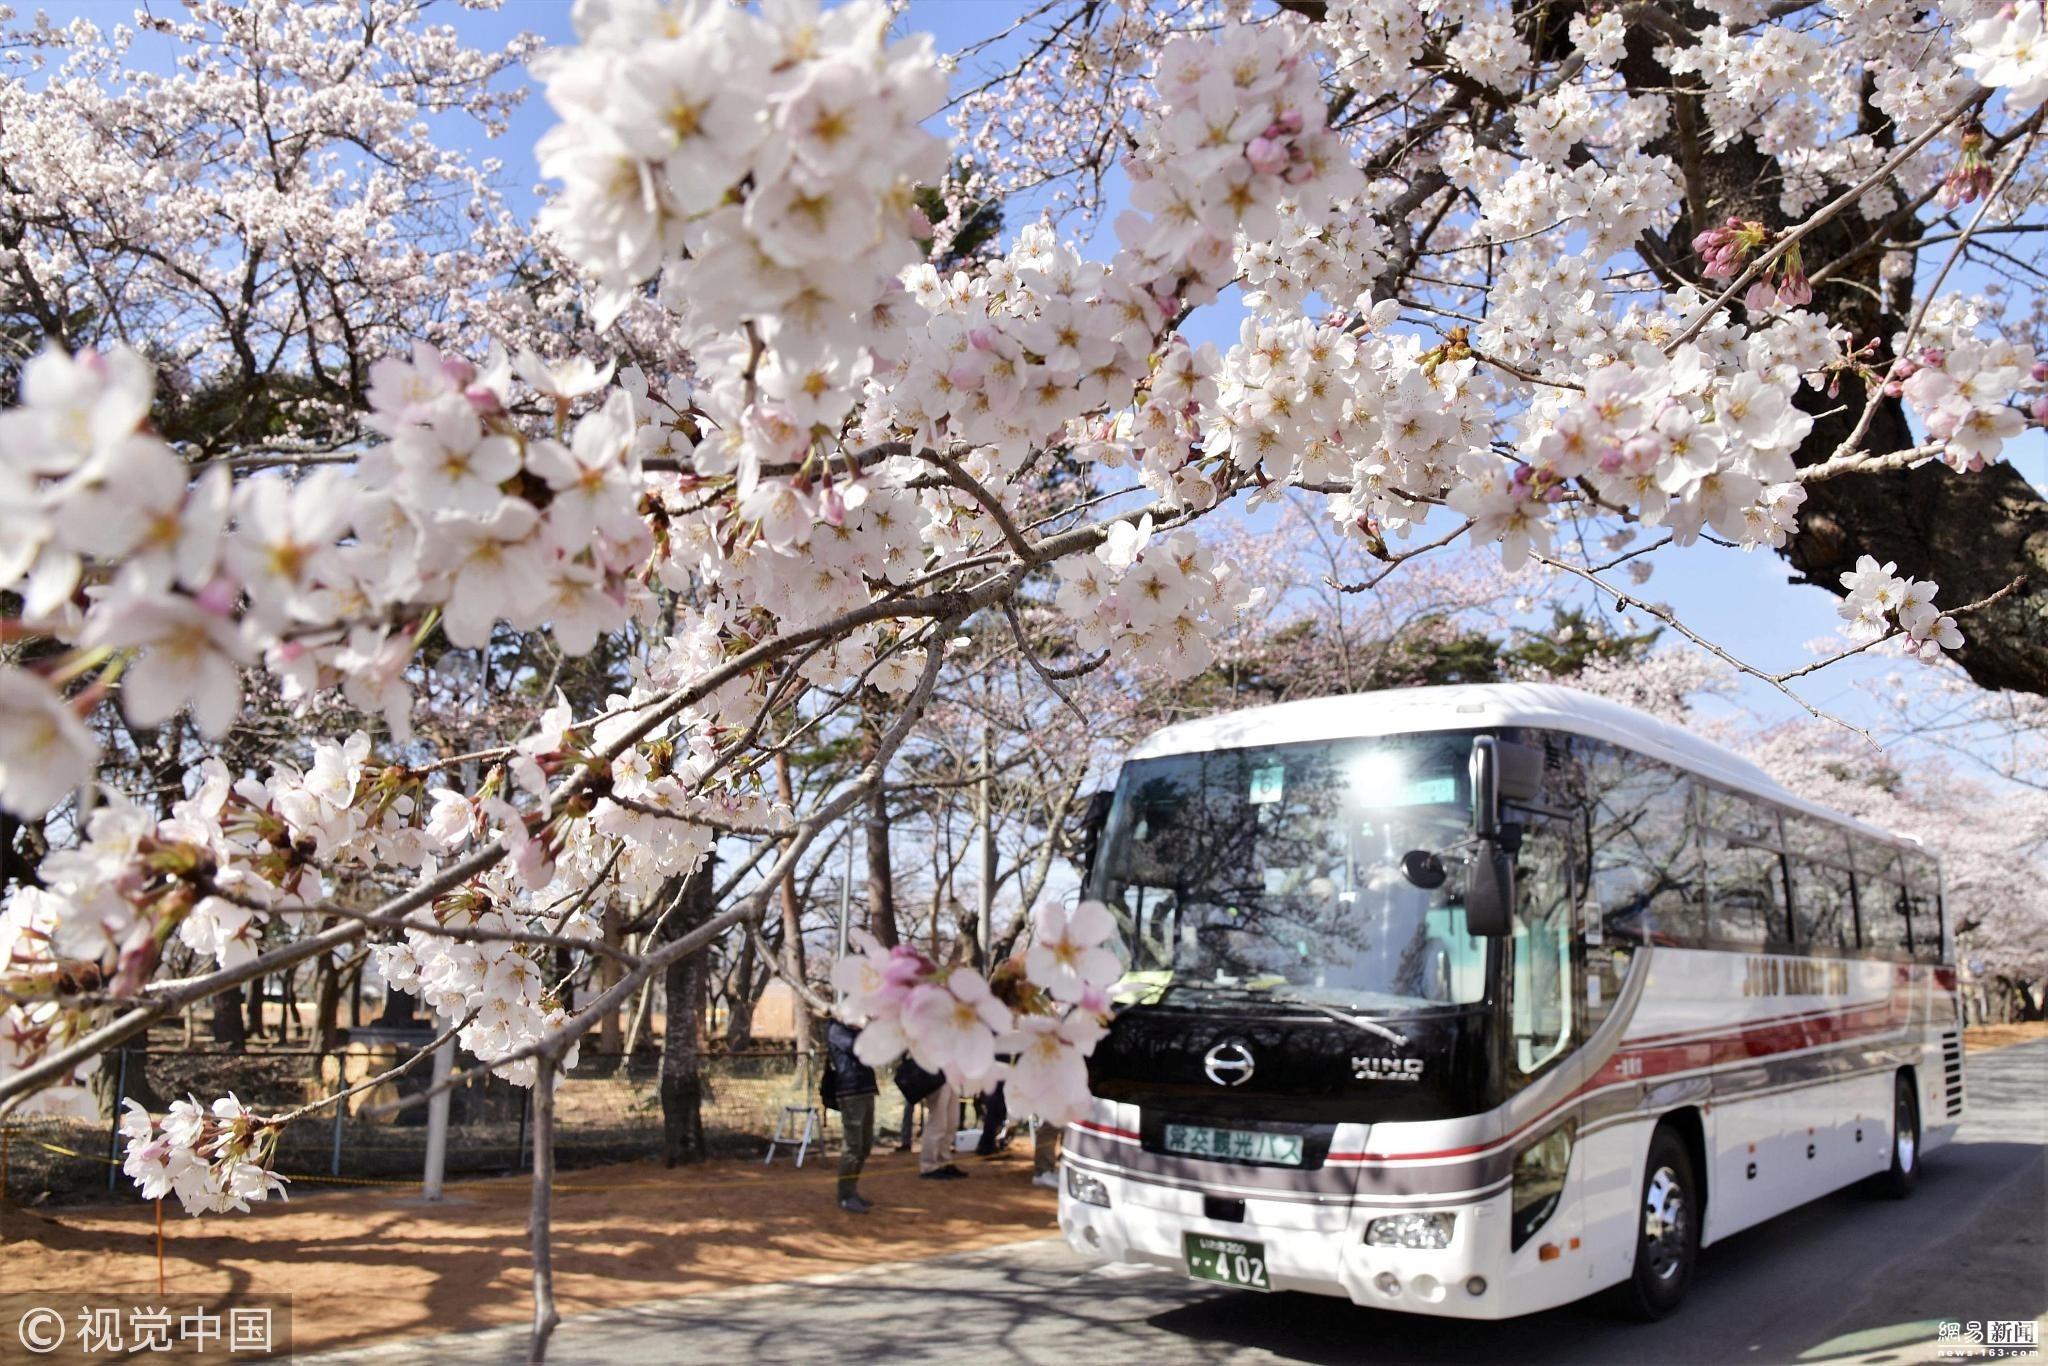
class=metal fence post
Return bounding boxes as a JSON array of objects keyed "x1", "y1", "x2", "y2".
[
  {"x1": 105, "y1": 1048, "x2": 129, "y2": 1192},
  {"x1": 422, "y1": 1039, "x2": 453, "y2": 1200},
  {"x1": 330, "y1": 1097, "x2": 346, "y2": 1178},
  {"x1": 515, "y1": 1082, "x2": 530, "y2": 1172}
]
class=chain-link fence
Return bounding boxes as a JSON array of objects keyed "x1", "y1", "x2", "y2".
[{"x1": 1, "y1": 1041, "x2": 845, "y2": 1208}]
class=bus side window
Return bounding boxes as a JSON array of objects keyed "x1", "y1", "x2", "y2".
[
  {"x1": 1700, "y1": 788, "x2": 1790, "y2": 950},
  {"x1": 1856, "y1": 847, "x2": 1911, "y2": 960},
  {"x1": 1585, "y1": 742, "x2": 1702, "y2": 948},
  {"x1": 1902, "y1": 850, "x2": 1943, "y2": 964},
  {"x1": 1785, "y1": 816, "x2": 1856, "y2": 954}
]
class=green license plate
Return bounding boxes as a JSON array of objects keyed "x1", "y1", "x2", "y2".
[
  {"x1": 1184, "y1": 1232, "x2": 1272, "y2": 1291},
  {"x1": 1163, "y1": 1123, "x2": 1304, "y2": 1166}
]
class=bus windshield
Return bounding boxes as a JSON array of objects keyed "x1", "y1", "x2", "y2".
[{"x1": 1091, "y1": 733, "x2": 1488, "y2": 1011}]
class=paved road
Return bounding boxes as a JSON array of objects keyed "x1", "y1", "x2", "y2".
[{"x1": 314, "y1": 1039, "x2": 2047, "y2": 1366}]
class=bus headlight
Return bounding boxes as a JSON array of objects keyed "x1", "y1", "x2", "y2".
[
  {"x1": 1066, "y1": 1167, "x2": 1112, "y2": 1208},
  {"x1": 1511, "y1": 1124, "x2": 1574, "y2": 1251},
  {"x1": 1365, "y1": 1212, "x2": 1455, "y2": 1249}
]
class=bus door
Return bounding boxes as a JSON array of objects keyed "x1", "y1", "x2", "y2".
[
  {"x1": 1509, "y1": 813, "x2": 1577, "y2": 1081},
  {"x1": 1507, "y1": 814, "x2": 1587, "y2": 1280}
]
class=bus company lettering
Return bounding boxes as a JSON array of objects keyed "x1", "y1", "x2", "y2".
[
  {"x1": 1742, "y1": 957, "x2": 1850, "y2": 998},
  {"x1": 1352, "y1": 1055, "x2": 1425, "y2": 1082}
]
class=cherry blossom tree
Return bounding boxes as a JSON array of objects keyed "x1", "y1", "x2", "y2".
[{"x1": 5, "y1": 0, "x2": 2048, "y2": 1357}]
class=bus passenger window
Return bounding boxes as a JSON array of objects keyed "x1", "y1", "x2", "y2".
[
  {"x1": 1700, "y1": 789, "x2": 1790, "y2": 949},
  {"x1": 1856, "y1": 848, "x2": 1911, "y2": 960},
  {"x1": 1902, "y1": 850, "x2": 1943, "y2": 963},
  {"x1": 1788, "y1": 857, "x2": 1856, "y2": 953},
  {"x1": 1785, "y1": 815, "x2": 1856, "y2": 954},
  {"x1": 1585, "y1": 744, "x2": 1702, "y2": 948}
]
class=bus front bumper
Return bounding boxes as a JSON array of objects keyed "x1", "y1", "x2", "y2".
[{"x1": 1058, "y1": 1176, "x2": 1534, "y2": 1319}]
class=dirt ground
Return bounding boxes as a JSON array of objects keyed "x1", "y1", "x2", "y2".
[
  {"x1": 1964, "y1": 1020, "x2": 2048, "y2": 1053},
  {"x1": 0, "y1": 1145, "x2": 1058, "y2": 1356}
]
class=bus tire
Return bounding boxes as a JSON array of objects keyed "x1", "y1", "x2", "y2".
[
  {"x1": 1872, "y1": 1071, "x2": 1920, "y2": 1200},
  {"x1": 1612, "y1": 1126, "x2": 1699, "y2": 1321}
]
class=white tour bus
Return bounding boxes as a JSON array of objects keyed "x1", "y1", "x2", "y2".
[{"x1": 1059, "y1": 683, "x2": 1962, "y2": 1319}]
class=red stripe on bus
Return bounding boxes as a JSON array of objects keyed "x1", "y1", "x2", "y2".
[
  {"x1": 1329, "y1": 1005, "x2": 1908, "y2": 1164},
  {"x1": 1075, "y1": 1120, "x2": 1139, "y2": 1142}
]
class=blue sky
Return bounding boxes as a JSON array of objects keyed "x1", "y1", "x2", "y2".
[{"x1": 30, "y1": 0, "x2": 2047, "y2": 747}]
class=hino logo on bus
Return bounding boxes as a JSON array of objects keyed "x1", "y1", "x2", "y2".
[
  {"x1": 1203, "y1": 1041, "x2": 1256, "y2": 1087},
  {"x1": 1353, "y1": 1055, "x2": 1425, "y2": 1082}
]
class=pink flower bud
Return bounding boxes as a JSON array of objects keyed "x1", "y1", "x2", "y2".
[
  {"x1": 440, "y1": 356, "x2": 476, "y2": 386},
  {"x1": 1622, "y1": 435, "x2": 1663, "y2": 466},
  {"x1": 2030, "y1": 360, "x2": 2048, "y2": 382},
  {"x1": 2030, "y1": 395, "x2": 2048, "y2": 423},
  {"x1": 194, "y1": 577, "x2": 239, "y2": 616},
  {"x1": 1246, "y1": 136, "x2": 1288, "y2": 176}
]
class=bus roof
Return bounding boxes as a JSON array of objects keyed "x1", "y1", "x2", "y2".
[{"x1": 1119, "y1": 682, "x2": 1924, "y2": 854}]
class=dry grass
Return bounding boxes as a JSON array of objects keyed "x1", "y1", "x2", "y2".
[
  {"x1": 1964, "y1": 1020, "x2": 2048, "y2": 1053},
  {"x1": 0, "y1": 1145, "x2": 1056, "y2": 1355}
]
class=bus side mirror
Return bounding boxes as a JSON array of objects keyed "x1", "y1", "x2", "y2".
[
  {"x1": 1073, "y1": 789, "x2": 1113, "y2": 880},
  {"x1": 1465, "y1": 737, "x2": 1529, "y2": 937},
  {"x1": 1471, "y1": 737, "x2": 1502, "y2": 839},
  {"x1": 1465, "y1": 846, "x2": 1515, "y2": 937}
]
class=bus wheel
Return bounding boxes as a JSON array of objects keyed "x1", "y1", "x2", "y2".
[
  {"x1": 1613, "y1": 1127, "x2": 1699, "y2": 1321},
  {"x1": 1874, "y1": 1072, "x2": 1920, "y2": 1200}
]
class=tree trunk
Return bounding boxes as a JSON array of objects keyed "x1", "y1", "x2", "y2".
[
  {"x1": 659, "y1": 862, "x2": 716, "y2": 1167},
  {"x1": 1609, "y1": 22, "x2": 2048, "y2": 696},
  {"x1": 772, "y1": 751, "x2": 812, "y2": 1065},
  {"x1": 313, "y1": 952, "x2": 342, "y2": 1053},
  {"x1": 209, "y1": 989, "x2": 248, "y2": 1051},
  {"x1": 865, "y1": 782, "x2": 900, "y2": 949},
  {"x1": 723, "y1": 930, "x2": 758, "y2": 1051},
  {"x1": 597, "y1": 904, "x2": 623, "y2": 1057}
]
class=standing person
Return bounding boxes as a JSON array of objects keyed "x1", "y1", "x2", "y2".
[
  {"x1": 973, "y1": 1081, "x2": 1009, "y2": 1156},
  {"x1": 1031, "y1": 1117, "x2": 1061, "y2": 1190},
  {"x1": 919, "y1": 1075, "x2": 966, "y2": 1180},
  {"x1": 826, "y1": 1017, "x2": 878, "y2": 1213}
]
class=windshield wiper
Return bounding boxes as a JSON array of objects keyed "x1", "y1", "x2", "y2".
[
  {"x1": 1284, "y1": 1000, "x2": 1410, "y2": 1048},
  {"x1": 1162, "y1": 981, "x2": 1410, "y2": 1048}
]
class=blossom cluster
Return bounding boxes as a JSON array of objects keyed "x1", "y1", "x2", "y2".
[
  {"x1": 1052, "y1": 517, "x2": 1260, "y2": 680},
  {"x1": 534, "y1": 0, "x2": 945, "y2": 454},
  {"x1": 120, "y1": 1095, "x2": 289, "y2": 1217},
  {"x1": 1890, "y1": 337, "x2": 2045, "y2": 472},
  {"x1": 1838, "y1": 555, "x2": 1965, "y2": 661},
  {"x1": 831, "y1": 900, "x2": 1123, "y2": 1125},
  {"x1": 1955, "y1": 2, "x2": 2048, "y2": 112},
  {"x1": 0, "y1": 340, "x2": 659, "y2": 821},
  {"x1": 1115, "y1": 26, "x2": 1363, "y2": 308}
]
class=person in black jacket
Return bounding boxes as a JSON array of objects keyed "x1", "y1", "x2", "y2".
[{"x1": 826, "y1": 1018, "x2": 879, "y2": 1213}]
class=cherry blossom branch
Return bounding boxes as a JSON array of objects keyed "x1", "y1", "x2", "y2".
[
  {"x1": 364, "y1": 636, "x2": 952, "y2": 1119},
  {"x1": 1534, "y1": 552, "x2": 1879, "y2": 744},
  {"x1": 1665, "y1": 90, "x2": 1988, "y2": 355}
]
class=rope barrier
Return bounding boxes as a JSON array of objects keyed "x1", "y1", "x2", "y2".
[
  {"x1": 7, "y1": 1131, "x2": 1002, "y2": 1195},
  {"x1": 2, "y1": 1138, "x2": 958, "y2": 1187}
]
